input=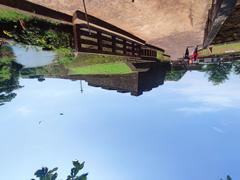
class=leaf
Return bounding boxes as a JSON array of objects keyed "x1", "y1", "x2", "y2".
[
  {"x1": 3, "y1": 31, "x2": 13, "y2": 38},
  {"x1": 51, "y1": 172, "x2": 58, "y2": 180},
  {"x1": 73, "y1": 161, "x2": 85, "y2": 171},
  {"x1": 48, "y1": 167, "x2": 58, "y2": 174},
  {"x1": 34, "y1": 167, "x2": 48, "y2": 177},
  {"x1": 76, "y1": 173, "x2": 88, "y2": 180}
]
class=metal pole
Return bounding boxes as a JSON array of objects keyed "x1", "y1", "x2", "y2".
[
  {"x1": 82, "y1": 0, "x2": 91, "y2": 35},
  {"x1": 80, "y1": 80, "x2": 83, "y2": 93}
]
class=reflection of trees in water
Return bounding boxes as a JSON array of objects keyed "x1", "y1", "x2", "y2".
[
  {"x1": 165, "y1": 61, "x2": 240, "y2": 85},
  {"x1": 165, "y1": 70, "x2": 187, "y2": 81},
  {"x1": 31, "y1": 161, "x2": 88, "y2": 180},
  {"x1": 0, "y1": 46, "x2": 22, "y2": 106},
  {"x1": 233, "y1": 61, "x2": 240, "y2": 75},
  {"x1": 203, "y1": 63, "x2": 232, "y2": 85},
  {"x1": 220, "y1": 175, "x2": 232, "y2": 180}
]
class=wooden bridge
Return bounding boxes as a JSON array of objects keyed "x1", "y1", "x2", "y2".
[{"x1": 0, "y1": 0, "x2": 165, "y2": 59}]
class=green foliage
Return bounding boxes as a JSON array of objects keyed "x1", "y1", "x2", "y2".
[
  {"x1": 157, "y1": 51, "x2": 163, "y2": 60},
  {"x1": 0, "y1": 66, "x2": 11, "y2": 81},
  {"x1": 165, "y1": 70, "x2": 186, "y2": 81},
  {"x1": 0, "y1": 8, "x2": 72, "y2": 50},
  {"x1": 0, "y1": 46, "x2": 16, "y2": 82},
  {"x1": 55, "y1": 48, "x2": 75, "y2": 65},
  {"x1": 0, "y1": 45, "x2": 22, "y2": 106},
  {"x1": 34, "y1": 167, "x2": 58, "y2": 180},
  {"x1": 3, "y1": 27, "x2": 71, "y2": 50},
  {"x1": 203, "y1": 63, "x2": 232, "y2": 85},
  {"x1": 0, "y1": 7, "x2": 30, "y2": 22},
  {"x1": 32, "y1": 161, "x2": 88, "y2": 180},
  {"x1": 0, "y1": 45, "x2": 14, "y2": 56},
  {"x1": 233, "y1": 61, "x2": 240, "y2": 75},
  {"x1": 67, "y1": 161, "x2": 88, "y2": 180}
]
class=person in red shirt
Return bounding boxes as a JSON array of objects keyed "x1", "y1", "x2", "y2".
[{"x1": 192, "y1": 45, "x2": 198, "y2": 62}]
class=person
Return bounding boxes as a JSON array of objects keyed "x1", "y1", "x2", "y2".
[
  {"x1": 184, "y1": 47, "x2": 190, "y2": 59},
  {"x1": 191, "y1": 45, "x2": 198, "y2": 62},
  {"x1": 183, "y1": 47, "x2": 190, "y2": 65}
]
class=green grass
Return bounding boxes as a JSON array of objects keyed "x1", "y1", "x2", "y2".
[
  {"x1": 199, "y1": 42, "x2": 240, "y2": 57},
  {"x1": 156, "y1": 50, "x2": 170, "y2": 61},
  {"x1": 55, "y1": 48, "x2": 74, "y2": 65},
  {"x1": 0, "y1": 7, "x2": 30, "y2": 22},
  {"x1": 68, "y1": 62, "x2": 133, "y2": 75},
  {"x1": 157, "y1": 51, "x2": 163, "y2": 60},
  {"x1": 68, "y1": 54, "x2": 127, "y2": 67}
]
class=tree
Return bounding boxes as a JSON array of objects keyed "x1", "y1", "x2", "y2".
[
  {"x1": 31, "y1": 161, "x2": 88, "y2": 180},
  {"x1": 0, "y1": 45, "x2": 23, "y2": 106},
  {"x1": 165, "y1": 70, "x2": 187, "y2": 81}
]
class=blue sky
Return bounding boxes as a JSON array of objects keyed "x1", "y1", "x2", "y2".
[{"x1": 1, "y1": 70, "x2": 240, "y2": 180}]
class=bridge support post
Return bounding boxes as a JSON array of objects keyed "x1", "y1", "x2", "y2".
[{"x1": 73, "y1": 24, "x2": 81, "y2": 52}]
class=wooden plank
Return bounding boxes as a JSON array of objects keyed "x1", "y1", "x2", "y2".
[
  {"x1": 73, "y1": 11, "x2": 145, "y2": 44},
  {"x1": 115, "y1": 39, "x2": 124, "y2": 44},
  {"x1": 79, "y1": 30, "x2": 98, "y2": 39},
  {"x1": 102, "y1": 43, "x2": 113, "y2": 49},
  {"x1": 145, "y1": 44, "x2": 165, "y2": 52},
  {"x1": 78, "y1": 24, "x2": 139, "y2": 46},
  {"x1": 115, "y1": 46, "x2": 124, "y2": 51},
  {"x1": 101, "y1": 35, "x2": 112, "y2": 42},
  {"x1": 78, "y1": 48, "x2": 136, "y2": 57},
  {"x1": 80, "y1": 39, "x2": 98, "y2": 46}
]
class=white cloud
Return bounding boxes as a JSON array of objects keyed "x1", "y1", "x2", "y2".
[
  {"x1": 212, "y1": 126, "x2": 224, "y2": 134},
  {"x1": 16, "y1": 106, "x2": 32, "y2": 115},
  {"x1": 169, "y1": 71, "x2": 240, "y2": 114},
  {"x1": 176, "y1": 107, "x2": 220, "y2": 113}
]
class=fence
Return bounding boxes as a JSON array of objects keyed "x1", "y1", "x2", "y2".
[{"x1": 73, "y1": 24, "x2": 161, "y2": 58}]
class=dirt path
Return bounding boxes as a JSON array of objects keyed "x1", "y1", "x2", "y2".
[{"x1": 27, "y1": 0, "x2": 210, "y2": 59}]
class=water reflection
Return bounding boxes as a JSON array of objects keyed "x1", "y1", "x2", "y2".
[
  {"x1": 12, "y1": 44, "x2": 55, "y2": 68},
  {"x1": 62, "y1": 64, "x2": 169, "y2": 96},
  {"x1": 202, "y1": 63, "x2": 233, "y2": 85}
]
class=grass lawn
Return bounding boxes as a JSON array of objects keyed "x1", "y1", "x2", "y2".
[
  {"x1": 199, "y1": 42, "x2": 240, "y2": 57},
  {"x1": 68, "y1": 62, "x2": 133, "y2": 75},
  {"x1": 0, "y1": 6, "x2": 30, "y2": 21}
]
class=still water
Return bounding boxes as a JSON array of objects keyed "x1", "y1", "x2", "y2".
[{"x1": 1, "y1": 47, "x2": 240, "y2": 180}]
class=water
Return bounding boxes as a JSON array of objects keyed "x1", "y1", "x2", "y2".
[
  {"x1": 12, "y1": 44, "x2": 55, "y2": 68},
  {"x1": 1, "y1": 47, "x2": 240, "y2": 180}
]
